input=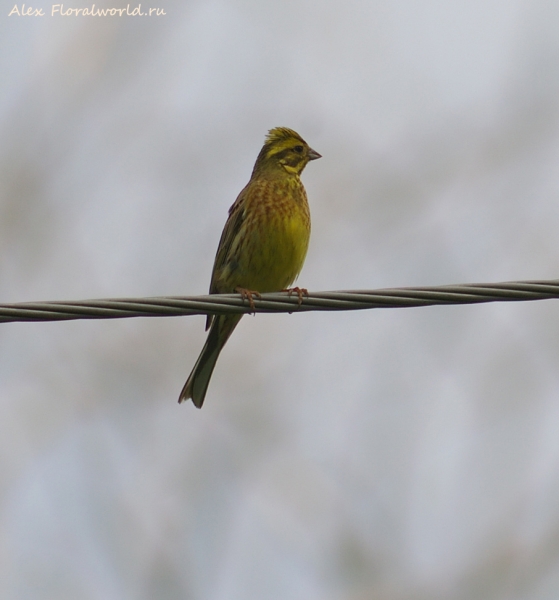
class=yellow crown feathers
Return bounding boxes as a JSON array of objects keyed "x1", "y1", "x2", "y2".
[{"x1": 264, "y1": 127, "x2": 305, "y2": 147}]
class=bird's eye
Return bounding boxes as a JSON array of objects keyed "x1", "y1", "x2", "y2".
[{"x1": 293, "y1": 145, "x2": 304, "y2": 153}]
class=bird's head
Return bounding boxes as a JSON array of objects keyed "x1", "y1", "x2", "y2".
[{"x1": 253, "y1": 127, "x2": 321, "y2": 176}]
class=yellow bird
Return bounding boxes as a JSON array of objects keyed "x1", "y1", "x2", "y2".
[{"x1": 179, "y1": 127, "x2": 321, "y2": 408}]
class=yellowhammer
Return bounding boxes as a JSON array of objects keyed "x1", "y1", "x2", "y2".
[{"x1": 179, "y1": 127, "x2": 321, "y2": 408}]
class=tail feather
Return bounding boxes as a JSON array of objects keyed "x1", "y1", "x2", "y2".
[{"x1": 179, "y1": 315, "x2": 242, "y2": 408}]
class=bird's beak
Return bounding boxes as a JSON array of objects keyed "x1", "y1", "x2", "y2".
[{"x1": 308, "y1": 147, "x2": 322, "y2": 161}]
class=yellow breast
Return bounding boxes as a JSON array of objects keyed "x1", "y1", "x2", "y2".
[{"x1": 217, "y1": 176, "x2": 311, "y2": 293}]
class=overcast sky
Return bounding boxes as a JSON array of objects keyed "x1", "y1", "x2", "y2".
[{"x1": 2, "y1": 1, "x2": 559, "y2": 599}]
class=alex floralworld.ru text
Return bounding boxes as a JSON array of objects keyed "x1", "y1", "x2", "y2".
[{"x1": 8, "y1": 4, "x2": 166, "y2": 16}]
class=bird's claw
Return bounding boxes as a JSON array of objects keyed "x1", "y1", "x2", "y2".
[
  {"x1": 235, "y1": 287, "x2": 262, "y2": 314},
  {"x1": 282, "y1": 286, "x2": 308, "y2": 306}
]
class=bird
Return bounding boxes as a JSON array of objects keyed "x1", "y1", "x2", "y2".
[{"x1": 178, "y1": 127, "x2": 321, "y2": 408}]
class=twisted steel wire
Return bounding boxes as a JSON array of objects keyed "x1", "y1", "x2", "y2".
[{"x1": 1, "y1": 279, "x2": 559, "y2": 324}]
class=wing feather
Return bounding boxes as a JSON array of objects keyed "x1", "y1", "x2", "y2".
[{"x1": 205, "y1": 185, "x2": 249, "y2": 329}]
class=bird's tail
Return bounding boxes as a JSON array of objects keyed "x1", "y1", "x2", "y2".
[{"x1": 178, "y1": 314, "x2": 242, "y2": 408}]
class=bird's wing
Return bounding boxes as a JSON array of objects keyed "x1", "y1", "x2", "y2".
[
  {"x1": 205, "y1": 186, "x2": 249, "y2": 330},
  {"x1": 208, "y1": 184, "x2": 249, "y2": 295}
]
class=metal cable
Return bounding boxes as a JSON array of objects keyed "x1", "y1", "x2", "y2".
[{"x1": 1, "y1": 279, "x2": 559, "y2": 324}]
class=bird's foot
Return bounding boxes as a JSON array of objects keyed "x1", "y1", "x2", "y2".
[
  {"x1": 235, "y1": 287, "x2": 262, "y2": 314},
  {"x1": 281, "y1": 286, "x2": 308, "y2": 306}
]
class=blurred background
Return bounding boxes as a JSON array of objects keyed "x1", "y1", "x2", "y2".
[{"x1": 2, "y1": 1, "x2": 559, "y2": 598}]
